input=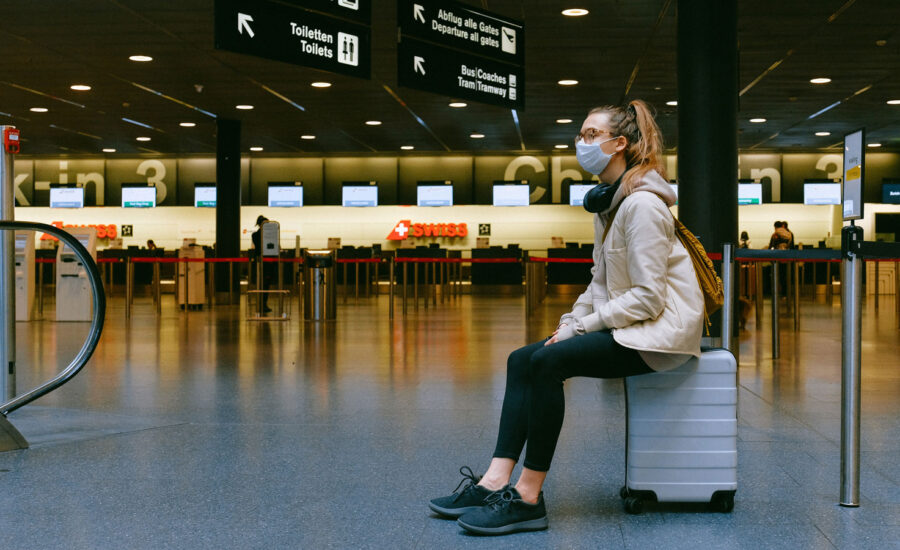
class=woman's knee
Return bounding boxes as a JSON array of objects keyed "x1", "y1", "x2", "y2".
[
  {"x1": 528, "y1": 347, "x2": 565, "y2": 383},
  {"x1": 506, "y1": 345, "x2": 534, "y2": 379}
]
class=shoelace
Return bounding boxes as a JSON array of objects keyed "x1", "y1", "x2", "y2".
[
  {"x1": 483, "y1": 488, "x2": 516, "y2": 512},
  {"x1": 451, "y1": 466, "x2": 482, "y2": 502}
]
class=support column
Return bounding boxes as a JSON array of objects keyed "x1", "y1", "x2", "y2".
[
  {"x1": 0, "y1": 126, "x2": 15, "y2": 400},
  {"x1": 216, "y1": 119, "x2": 241, "y2": 304},
  {"x1": 677, "y1": 0, "x2": 738, "y2": 337}
]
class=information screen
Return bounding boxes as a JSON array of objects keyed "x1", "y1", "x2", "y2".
[
  {"x1": 804, "y1": 183, "x2": 842, "y2": 205},
  {"x1": 737, "y1": 183, "x2": 763, "y2": 205},
  {"x1": 194, "y1": 185, "x2": 217, "y2": 208},
  {"x1": 268, "y1": 184, "x2": 303, "y2": 207},
  {"x1": 121, "y1": 186, "x2": 156, "y2": 208},
  {"x1": 342, "y1": 185, "x2": 378, "y2": 207},
  {"x1": 50, "y1": 187, "x2": 84, "y2": 208},
  {"x1": 492, "y1": 184, "x2": 529, "y2": 206},
  {"x1": 569, "y1": 184, "x2": 597, "y2": 207},
  {"x1": 417, "y1": 185, "x2": 453, "y2": 207},
  {"x1": 882, "y1": 182, "x2": 900, "y2": 204}
]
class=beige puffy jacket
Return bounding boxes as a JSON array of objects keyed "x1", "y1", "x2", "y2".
[{"x1": 556, "y1": 171, "x2": 704, "y2": 371}]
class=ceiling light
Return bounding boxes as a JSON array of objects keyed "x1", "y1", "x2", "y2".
[
  {"x1": 102, "y1": 148, "x2": 116, "y2": 153},
  {"x1": 136, "y1": 136, "x2": 151, "y2": 142},
  {"x1": 401, "y1": 145, "x2": 415, "y2": 150},
  {"x1": 810, "y1": 77, "x2": 831, "y2": 84},
  {"x1": 666, "y1": 100, "x2": 678, "y2": 106},
  {"x1": 311, "y1": 81, "x2": 332, "y2": 88},
  {"x1": 561, "y1": 8, "x2": 589, "y2": 16},
  {"x1": 556, "y1": 118, "x2": 573, "y2": 124},
  {"x1": 449, "y1": 102, "x2": 467, "y2": 108},
  {"x1": 235, "y1": 104, "x2": 254, "y2": 110},
  {"x1": 179, "y1": 122, "x2": 196, "y2": 127},
  {"x1": 868, "y1": 143, "x2": 882, "y2": 148},
  {"x1": 29, "y1": 107, "x2": 48, "y2": 113},
  {"x1": 129, "y1": 55, "x2": 153, "y2": 62},
  {"x1": 250, "y1": 146, "x2": 263, "y2": 151},
  {"x1": 470, "y1": 133, "x2": 485, "y2": 139},
  {"x1": 749, "y1": 118, "x2": 767, "y2": 123},
  {"x1": 557, "y1": 79, "x2": 579, "y2": 86},
  {"x1": 70, "y1": 84, "x2": 91, "y2": 91},
  {"x1": 887, "y1": 99, "x2": 900, "y2": 105},
  {"x1": 815, "y1": 131, "x2": 831, "y2": 136},
  {"x1": 365, "y1": 120, "x2": 382, "y2": 126},
  {"x1": 876, "y1": 39, "x2": 887, "y2": 47},
  {"x1": 554, "y1": 144, "x2": 569, "y2": 149},
  {"x1": 301, "y1": 135, "x2": 316, "y2": 140}
]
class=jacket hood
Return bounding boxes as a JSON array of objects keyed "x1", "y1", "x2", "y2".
[{"x1": 605, "y1": 170, "x2": 676, "y2": 213}]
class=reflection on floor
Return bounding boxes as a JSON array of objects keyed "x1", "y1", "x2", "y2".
[{"x1": 1, "y1": 293, "x2": 898, "y2": 548}]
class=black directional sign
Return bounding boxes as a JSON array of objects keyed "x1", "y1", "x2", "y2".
[
  {"x1": 398, "y1": 0, "x2": 524, "y2": 66},
  {"x1": 281, "y1": 0, "x2": 371, "y2": 25},
  {"x1": 399, "y1": 37, "x2": 524, "y2": 110},
  {"x1": 214, "y1": 0, "x2": 371, "y2": 79}
]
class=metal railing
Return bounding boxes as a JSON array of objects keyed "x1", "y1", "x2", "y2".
[{"x1": 0, "y1": 221, "x2": 106, "y2": 416}]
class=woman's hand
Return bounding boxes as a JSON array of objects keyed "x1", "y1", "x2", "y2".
[{"x1": 545, "y1": 324, "x2": 567, "y2": 346}]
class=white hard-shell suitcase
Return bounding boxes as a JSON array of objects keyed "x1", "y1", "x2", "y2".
[{"x1": 620, "y1": 348, "x2": 737, "y2": 514}]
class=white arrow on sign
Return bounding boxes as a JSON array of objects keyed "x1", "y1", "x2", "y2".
[
  {"x1": 413, "y1": 4, "x2": 426, "y2": 24},
  {"x1": 238, "y1": 13, "x2": 255, "y2": 38},
  {"x1": 413, "y1": 56, "x2": 426, "y2": 75}
]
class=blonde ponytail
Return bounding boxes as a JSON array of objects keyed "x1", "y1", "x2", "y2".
[{"x1": 588, "y1": 100, "x2": 667, "y2": 191}]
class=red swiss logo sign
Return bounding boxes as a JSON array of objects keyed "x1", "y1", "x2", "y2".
[{"x1": 387, "y1": 220, "x2": 468, "y2": 241}]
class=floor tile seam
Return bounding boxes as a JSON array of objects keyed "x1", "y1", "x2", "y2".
[
  {"x1": 738, "y1": 382, "x2": 842, "y2": 446},
  {"x1": 811, "y1": 519, "x2": 843, "y2": 549}
]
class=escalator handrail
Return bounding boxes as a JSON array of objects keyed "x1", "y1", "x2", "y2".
[{"x1": 0, "y1": 221, "x2": 106, "y2": 415}]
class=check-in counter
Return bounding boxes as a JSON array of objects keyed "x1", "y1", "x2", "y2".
[
  {"x1": 471, "y1": 246, "x2": 522, "y2": 288},
  {"x1": 15, "y1": 231, "x2": 35, "y2": 321},
  {"x1": 56, "y1": 228, "x2": 97, "y2": 322},
  {"x1": 547, "y1": 246, "x2": 593, "y2": 287}
]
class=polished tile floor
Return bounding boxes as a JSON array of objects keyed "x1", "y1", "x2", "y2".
[{"x1": 2, "y1": 290, "x2": 899, "y2": 549}]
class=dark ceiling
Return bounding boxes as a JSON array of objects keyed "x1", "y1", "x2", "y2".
[{"x1": 1, "y1": 0, "x2": 899, "y2": 156}]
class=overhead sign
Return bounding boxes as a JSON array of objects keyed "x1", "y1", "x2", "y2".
[
  {"x1": 214, "y1": 0, "x2": 371, "y2": 79},
  {"x1": 399, "y1": 37, "x2": 523, "y2": 109},
  {"x1": 397, "y1": 0, "x2": 523, "y2": 65},
  {"x1": 842, "y1": 128, "x2": 865, "y2": 221},
  {"x1": 281, "y1": 0, "x2": 371, "y2": 25}
]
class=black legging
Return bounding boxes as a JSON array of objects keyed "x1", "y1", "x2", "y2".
[{"x1": 492, "y1": 330, "x2": 653, "y2": 472}]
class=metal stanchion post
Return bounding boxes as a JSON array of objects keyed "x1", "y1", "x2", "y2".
[
  {"x1": 414, "y1": 260, "x2": 419, "y2": 310},
  {"x1": 355, "y1": 262, "x2": 359, "y2": 302},
  {"x1": 771, "y1": 261, "x2": 780, "y2": 359},
  {"x1": 755, "y1": 262, "x2": 763, "y2": 330},
  {"x1": 432, "y1": 262, "x2": 437, "y2": 307},
  {"x1": 826, "y1": 261, "x2": 834, "y2": 303},
  {"x1": 793, "y1": 261, "x2": 800, "y2": 331},
  {"x1": 207, "y1": 262, "x2": 215, "y2": 308},
  {"x1": 125, "y1": 258, "x2": 133, "y2": 319},
  {"x1": 895, "y1": 261, "x2": 899, "y2": 322},
  {"x1": 154, "y1": 261, "x2": 161, "y2": 315},
  {"x1": 840, "y1": 224, "x2": 863, "y2": 507},
  {"x1": 402, "y1": 261, "x2": 408, "y2": 315},
  {"x1": 342, "y1": 261, "x2": 348, "y2": 304},
  {"x1": 256, "y1": 258, "x2": 263, "y2": 317},
  {"x1": 389, "y1": 258, "x2": 394, "y2": 320},
  {"x1": 874, "y1": 260, "x2": 879, "y2": 310},
  {"x1": 722, "y1": 244, "x2": 735, "y2": 352},
  {"x1": 38, "y1": 262, "x2": 44, "y2": 316},
  {"x1": 229, "y1": 261, "x2": 234, "y2": 306}
]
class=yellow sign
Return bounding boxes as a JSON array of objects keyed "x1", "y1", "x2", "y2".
[{"x1": 846, "y1": 165, "x2": 861, "y2": 182}]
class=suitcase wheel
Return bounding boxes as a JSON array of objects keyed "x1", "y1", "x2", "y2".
[
  {"x1": 619, "y1": 486, "x2": 629, "y2": 500},
  {"x1": 709, "y1": 491, "x2": 735, "y2": 513},
  {"x1": 624, "y1": 496, "x2": 644, "y2": 515}
]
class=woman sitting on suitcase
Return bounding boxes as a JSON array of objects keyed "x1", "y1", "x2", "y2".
[{"x1": 428, "y1": 100, "x2": 705, "y2": 535}]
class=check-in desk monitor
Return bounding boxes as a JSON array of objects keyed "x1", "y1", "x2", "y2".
[
  {"x1": 738, "y1": 183, "x2": 763, "y2": 205},
  {"x1": 194, "y1": 184, "x2": 216, "y2": 207},
  {"x1": 804, "y1": 182, "x2": 842, "y2": 205},
  {"x1": 881, "y1": 182, "x2": 900, "y2": 204},
  {"x1": 342, "y1": 182, "x2": 378, "y2": 207},
  {"x1": 14, "y1": 231, "x2": 35, "y2": 321},
  {"x1": 122, "y1": 183, "x2": 156, "y2": 208},
  {"x1": 568, "y1": 183, "x2": 598, "y2": 207},
  {"x1": 493, "y1": 181, "x2": 529, "y2": 206},
  {"x1": 268, "y1": 182, "x2": 303, "y2": 207},
  {"x1": 417, "y1": 181, "x2": 453, "y2": 207},
  {"x1": 50, "y1": 185, "x2": 84, "y2": 208},
  {"x1": 56, "y1": 228, "x2": 97, "y2": 322}
]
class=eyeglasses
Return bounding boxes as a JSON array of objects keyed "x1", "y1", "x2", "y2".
[{"x1": 575, "y1": 127, "x2": 616, "y2": 144}]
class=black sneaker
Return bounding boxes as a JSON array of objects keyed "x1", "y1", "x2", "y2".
[
  {"x1": 457, "y1": 486, "x2": 548, "y2": 535},
  {"x1": 428, "y1": 466, "x2": 497, "y2": 518}
]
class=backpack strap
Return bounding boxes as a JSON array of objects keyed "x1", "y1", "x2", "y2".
[{"x1": 600, "y1": 203, "x2": 621, "y2": 246}]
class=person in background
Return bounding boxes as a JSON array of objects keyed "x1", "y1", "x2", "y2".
[
  {"x1": 428, "y1": 100, "x2": 704, "y2": 536},
  {"x1": 146, "y1": 239, "x2": 157, "y2": 250},
  {"x1": 782, "y1": 221, "x2": 795, "y2": 248},
  {"x1": 768, "y1": 221, "x2": 791, "y2": 250},
  {"x1": 251, "y1": 215, "x2": 274, "y2": 312},
  {"x1": 739, "y1": 231, "x2": 751, "y2": 249}
]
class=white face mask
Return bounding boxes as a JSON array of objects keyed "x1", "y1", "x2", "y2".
[{"x1": 575, "y1": 137, "x2": 618, "y2": 175}]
